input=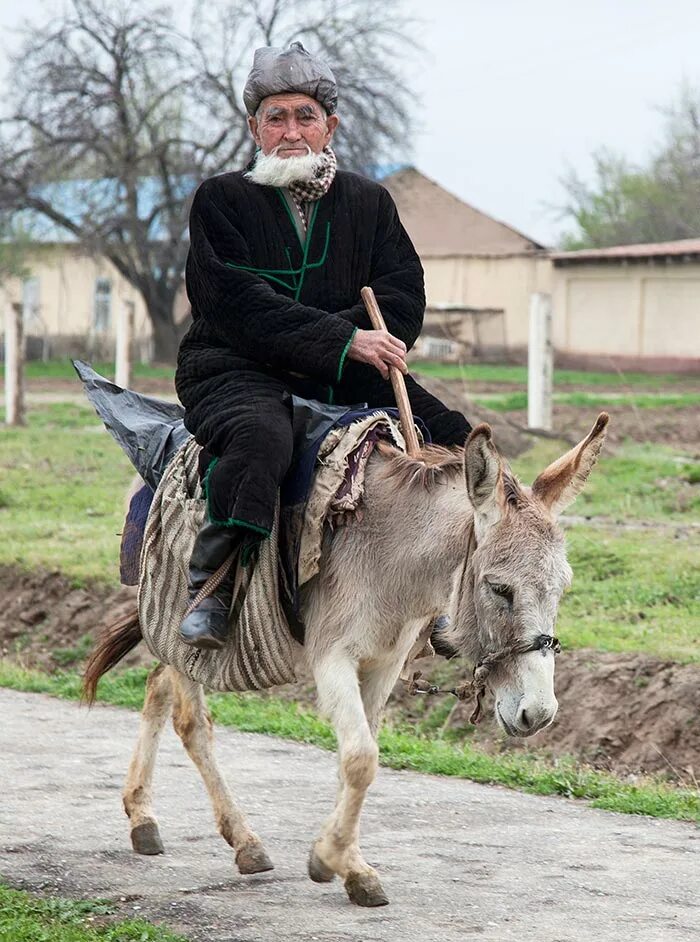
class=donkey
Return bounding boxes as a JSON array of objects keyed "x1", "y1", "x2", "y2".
[{"x1": 84, "y1": 413, "x2": 608, "y2": 908}]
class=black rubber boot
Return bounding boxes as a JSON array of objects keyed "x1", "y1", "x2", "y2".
[{"x1": 179, "y1": 523, "x2": 239, "y2": 651}]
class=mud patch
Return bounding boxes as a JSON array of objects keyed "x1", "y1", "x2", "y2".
[
  {"x1": 0, "y1": 566, "x2": 149, "y2": 672},
  {"x1": 504, "y1": 403, "x2": 700, "y2": 452},
  {"x1": 422, "y1": 650, "x2": 700, "y2": 781}
]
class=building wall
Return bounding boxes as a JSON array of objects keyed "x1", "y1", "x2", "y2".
[
  {"x1": 552, "y1": 262, "x2": 700, "y2": 360},
  {"x1": 421, "y1": 254, "x2": 552, "y2": 349},
  {"x1": 0, "y1": 246, "x2": 153, "y2": 357}
]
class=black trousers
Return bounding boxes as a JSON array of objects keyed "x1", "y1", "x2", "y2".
[{"x1": 178, "y1": 360, "x2": 471, "y2": 536}]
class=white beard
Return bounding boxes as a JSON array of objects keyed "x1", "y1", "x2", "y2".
[{"x1": 245, "y1": 146, "x2": 325, "y2": 187}]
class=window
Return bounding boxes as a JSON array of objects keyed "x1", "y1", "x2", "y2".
[
  {"x1": 94, "y1": 278, "x2": 112, "y2": 332},
  {"x1": 22, "y1": 277, "x2": 40, "y2": 327}
]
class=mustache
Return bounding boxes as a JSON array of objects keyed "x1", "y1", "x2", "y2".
[{"x1": 273, "y1": 143, "x2": 312, "y2": 156}]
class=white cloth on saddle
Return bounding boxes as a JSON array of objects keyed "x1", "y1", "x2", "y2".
[{"x1": 137, "y1": 412, "x2": 406, "y2": 692}]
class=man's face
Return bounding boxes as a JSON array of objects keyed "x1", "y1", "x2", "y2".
[{"x1": 248, "y1": 93, "x2": 339, "y2": 158}]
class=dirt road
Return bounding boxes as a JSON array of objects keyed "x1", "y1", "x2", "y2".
[{"x1": 0, "y1": 689, "x2": 697, "y2": 942}]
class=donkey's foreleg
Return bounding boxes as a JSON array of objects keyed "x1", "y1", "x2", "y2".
[
  {"x1": 170, "y1": 672, "x2": 273, "y2": 875},
  {"x1": 123, "y1": 663, "x2": 173, "y2": 855},
  {"x1": 309, "y1": 653, "x2": 388, "y2": 907}
]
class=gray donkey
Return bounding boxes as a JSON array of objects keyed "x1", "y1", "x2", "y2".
[{"x1": 84, "y1": 413, "x2": 609, "y2": 908}]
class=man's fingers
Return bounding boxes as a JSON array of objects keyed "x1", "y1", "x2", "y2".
[
  {"x1": 378, "y1": 340, "x2": 407, "y2": 362},
  {"x1": 387, "y1": 336, "x2": 407, "y2": 354},
  {"x1": 385, "y1": 353, "x2": 408, "y2": 374}
]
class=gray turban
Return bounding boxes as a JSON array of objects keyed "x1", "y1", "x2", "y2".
[{"x1": 243, "y1": 41, "x2": 338, "y2": 116}]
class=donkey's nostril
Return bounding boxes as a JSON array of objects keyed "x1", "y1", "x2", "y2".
[{"x1": 518, "y1": 706, "x2": 532, "y2": 731}]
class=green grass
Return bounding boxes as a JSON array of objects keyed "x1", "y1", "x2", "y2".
[
  {"x1": 469, "y1": 391, "x2": 700, "y2": 412},
  {"x1": 5, "y1": 358, "x2": 695, "y2": 390},
  {"x1": 558, "y1": 528, "x2": 700, "y2": 662},
  {"x1": 512, "y1": 440, "x2": 700, "y2": 521},
  {"x1": 413, "y1": 361, "x2": 698, "y2": 388},
  {"x1": 0, "y1": 404, "x2": 133, "y2": 585},
  {"x1": 0, "y1": 661, "x2": 696, "y2": 822},
  {"x1": 0, "y1": 884, "x2": 186, "y2": 942},
  {"x1": 0, "y1": 359, "x2": 174, "y2": 381}
]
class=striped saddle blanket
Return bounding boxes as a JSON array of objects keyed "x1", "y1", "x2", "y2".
[{"x1": 137, "y1": 412, "x2": 406, "y2": 692}]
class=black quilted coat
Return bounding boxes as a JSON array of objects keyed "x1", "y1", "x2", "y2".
[{"x1": 175, "y1": 169, "x2": 469, "y2": 535}]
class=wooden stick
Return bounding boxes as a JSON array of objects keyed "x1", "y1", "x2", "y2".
[{"x1": 360, "y1": 286, "x2": 420, "y2": 456}]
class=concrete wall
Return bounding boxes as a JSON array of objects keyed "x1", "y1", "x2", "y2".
[
  {"x1": 422, "y1": 254, "x2": 552, "y2": 350},
  {"x1": 0, "y1": 246, "x2": 152, "y2": 346},
  {"x1": 552, "y1": 262, "x2": 700, "y2": 361},
  {"x1": 422, "y1": 254, "x2": 700, "y2": 367}
]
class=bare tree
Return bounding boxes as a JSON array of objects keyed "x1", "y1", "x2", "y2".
[
  {"x1": 0, "y1": 0, "x2": 417, "y2": 362},
  {"x1": 558, "y1": 84, "x2": 700, "y2": 249}
]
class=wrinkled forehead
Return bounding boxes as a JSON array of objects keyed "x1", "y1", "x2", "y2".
[{"x1": 258, "y1": 93, "x2": 326, "y2": 119}]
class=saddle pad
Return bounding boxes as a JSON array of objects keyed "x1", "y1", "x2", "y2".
[{"x1": 138, "y1": 437, "x2": 298, "y2": 691}]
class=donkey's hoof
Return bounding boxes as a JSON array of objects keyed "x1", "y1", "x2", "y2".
[
  {"x1": 308, "y1": 846, "x2": 336, "y2": 883},
  {"x1": 236, "y1": 842, "x2": 274, "y2": 875},
  {"x1": 131, "y1": 822, "x2": 164, "y2": 856},
  {"x1": 344, "y1": 871, "x2": 389, "y2": 907}
]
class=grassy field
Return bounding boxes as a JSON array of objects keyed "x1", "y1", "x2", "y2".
[
  {"x1": 468, "y1": 390, "x2": 700, "y2": 412},
  {"x1": 0, "y1": 359, "x2": 175, "y2": 381},
  {"x1": 2, "y1": 356, "x2": 696, "y2": 389},
  {"x1": 1, "y1": 403, "x2": 698, "y2": 660},
  {"x1": 1, "y1": 660, "x2": 697, "y2": 822},
  {"x1": 411, "y1": 360, "x2": 696, "y2": 388},
  {"x1": 0, "y1": 884, "x2": 185, "y2": 942}
]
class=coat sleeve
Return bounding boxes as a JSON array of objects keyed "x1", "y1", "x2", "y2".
[
  {"x1": 186, "y1": 180, "x2": 357, "y2": 385},
  {"x1": 338, "y1": 186, "x2": 425, "y2": 349}
]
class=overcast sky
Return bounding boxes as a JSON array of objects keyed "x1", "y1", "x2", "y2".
[
  {"x1": 404, "y1": 0, "x2": 700, "y2": 246},
  {"x1": 2, "y1": 0, "x2": 699, "y2": 246}
]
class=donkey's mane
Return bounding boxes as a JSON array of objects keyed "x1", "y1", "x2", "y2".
[{"x1": 376, "y1": 441, "x2": 464, "y2": 491}]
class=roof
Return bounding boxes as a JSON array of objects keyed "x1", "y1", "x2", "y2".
[
  {"x1": 379, "y1": 167, "x2": 546, "y2": 257},
  {"x1": 11, "y1": 165, "x2": 546, "y2": 260},
  {"x1": 552, "y1": 238, "x2": 700, "y2": 266}
]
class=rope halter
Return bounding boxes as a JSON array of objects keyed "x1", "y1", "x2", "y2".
[{"x1": 407, "y1": 632, "x2": 562, "y2": 725}]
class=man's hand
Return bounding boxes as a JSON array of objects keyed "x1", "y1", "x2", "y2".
[{"x1": 347, "y1": 328, "x2": 407, "y2": 380}]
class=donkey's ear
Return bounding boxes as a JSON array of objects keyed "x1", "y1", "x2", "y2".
[
  {"x1": 464, "y1": 424, "x2": 502, "y2": 526},
  {"x1": 532, "y1": 413, "x2": 609, "y2": 516}
]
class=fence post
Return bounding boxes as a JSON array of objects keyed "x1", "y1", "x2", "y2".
[
  {"x1": 4, "y1": 301, "x2": 25, "y2": 426},
  {"x1": 115, "y1": 300, "x2": 135, "y2": 389},
  {"x1": 527, "y1": 293, "x2": 553, "y2": 431}
]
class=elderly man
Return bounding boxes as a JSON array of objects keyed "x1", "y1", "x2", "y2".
[{"x1": 176, "y1": 42, "x2": 471, "y2": 649}]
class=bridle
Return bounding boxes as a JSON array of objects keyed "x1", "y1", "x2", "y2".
[
  {"x1": 408, "y1": 632, "x2": 561, "y2": 725},
  {"x1": 406, "y1": 520, "x2": 562, "y2": 724}
]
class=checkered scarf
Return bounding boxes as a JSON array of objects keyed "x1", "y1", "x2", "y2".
[{"x1": 288, "y1": 146, "x2": 337, "y2": 228}]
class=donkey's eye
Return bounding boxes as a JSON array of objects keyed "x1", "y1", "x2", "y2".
[{"x1": 488, "y1": 582, "x2": 514, "y2": 604}]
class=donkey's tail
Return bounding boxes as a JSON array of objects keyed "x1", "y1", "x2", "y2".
[{"x1": 83, "y1": 606, "x2": 143, "y2": 705}]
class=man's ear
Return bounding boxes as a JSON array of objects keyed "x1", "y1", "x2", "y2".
[
  {"x1": 325, "y1": 113, "x2": 339, "y2": 142},
  {"x1": 248, "y1": 115, "x2": 261, "y2": 147}
]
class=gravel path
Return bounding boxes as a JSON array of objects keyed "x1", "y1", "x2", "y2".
[{"x1": 0, "y1": 688, "x2": 697, "y2": 942}]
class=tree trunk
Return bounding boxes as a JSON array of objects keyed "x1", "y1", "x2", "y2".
[{"x1": 146, "y1": 295, "x2": 187, "y2": 364}]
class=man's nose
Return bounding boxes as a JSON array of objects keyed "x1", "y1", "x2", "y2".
[{"x1": 283, "y1": 122, "x2": 302, "y2": 140}]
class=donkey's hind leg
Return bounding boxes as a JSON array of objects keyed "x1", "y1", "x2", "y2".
[
  {"x1": 171, "y1": 672, "x2": 273, "y2": 875},
  {"x1": 123, "y1": 663, "x2": 174, "y2": 855}
]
